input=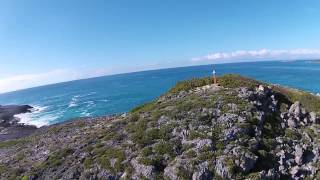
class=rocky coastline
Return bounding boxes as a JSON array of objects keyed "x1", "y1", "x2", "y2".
[
  {"x1": 0, "y1": 74, "x2": 319, "y2": 179},
  {"x1": 0, "y1": 105, "x2": 37, "y2": 141}
]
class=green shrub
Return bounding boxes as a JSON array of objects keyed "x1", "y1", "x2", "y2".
[
  {"x1": 285, "y1": 129, "x2": 301, "y2": 140},
  {"x1": 184, "y1": 150, "x2": 197, "y2": 158},
  {"x1": 141, "y1": 147, "x2": 153, "y2": 157},
  {"x1": 154, "y1": 142, "x2": 174, "y2": 156},
  {"x1": 84, "y1": 158, "x2": 93, "y2": 169},
  {"x1": 0, "y1": 138, "x2": 30, "y2": 149},
  {"x1": 188, "y1": 130, "x2": 208, "y2": 140},
  {"x1": 46, "y1": 148, "x2": 74, "y2": 167},
  {"x1": 15, "y1": 152, "x2": 25, "y2": 161},
  {"x1": 138, "y1": 157, "x2": 154, "y2": 166},
  {"x1": 130, "y1": 102, "x2": 156, "y2": 113},
  {"x1": 218, "y1": 74, "x2": 260, "y2": 89},
  {"x1": 97, "y1": 148, "x2": 126, "y2": 173},
  {"x1": 169, "y1": 77, "x2": 212, "y2": 93},
  {"x1": 21, "y1": 176, "x2": 29, "y2": 180}
]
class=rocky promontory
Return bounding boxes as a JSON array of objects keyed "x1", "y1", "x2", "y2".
[
  {"x1": 0, "y1": 74, "x2": 319, "y2": 179},
  {"x1": 0, "y1": 105, "x2": 37, "y2": 141}
]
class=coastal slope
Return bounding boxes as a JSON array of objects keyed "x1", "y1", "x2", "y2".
[{"x1": 0, "y1": 74, "x2": 320, "y2": 179}]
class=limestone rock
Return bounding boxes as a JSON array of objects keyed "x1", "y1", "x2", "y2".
[{"x1": 131, "y1": 158, "x2": 155, "y2": 179}]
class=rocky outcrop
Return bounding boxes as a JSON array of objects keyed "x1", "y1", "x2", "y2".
[
  {"x1": 0, "y1": 75, "x2": 319, "y2": 180},
  {"x1": 0, "y1": 105, "x2": 37, "y2": 141},
  {"x1": 130, "y1": 158, "x2": 155, "y2": 179}
]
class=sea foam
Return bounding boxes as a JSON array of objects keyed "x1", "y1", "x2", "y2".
[{"x1": 14, "y1": 105, "x2": 53, "y2": 128}]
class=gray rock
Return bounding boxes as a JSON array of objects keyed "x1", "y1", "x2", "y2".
[
  {"x1": 309, "y1": 112, "x2": 318, "y2": 124},
  {"x1": 294, "y1": 145, "x2": 304, "y2": 165},
  {"x1": 240, "y1": 153, "x2": 258, "y2": 173},
  {"x1": 289, "y1": 101, "x2": 306, "y2": 120},
  {"x1": 223, "y1": 126, "x2": 243, "y2": 141},
  {"x1": 195, "y1": 139, "x2": 213, "y2": 151},
  {"x1": 158, "y1": 115, "x2": 170, "y2": 125},
  {"x1": 164, "y1": 157, "x2": 192, "y2": 180},
  {"x1": 217, "y1": 113, "x2": 238, "y2": 125},
  {"x1": 288, "y1": 118, "x2": 297, "y2": 128},
  {"x1": 227, "y1": 103, "x2": 238, "y2": 113},
  {"x1": 192, "y1": 161, "x2": 212, "y2": 180},
  {"x1": 215, "y1": 156, "x2": 232, "y2": 179},
  {"x1": 131, "y1": 158, "x2": 155, "y2": 179}
]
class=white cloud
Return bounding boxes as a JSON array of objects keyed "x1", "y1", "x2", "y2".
[
  {"x1": 0, "y1": 68, "x2": 114, "y2": 94},
  {"x1": 0, "y1": 62, "x2": 173, "y2": 93},
  {"x1": 191, "y1": 49, "x2": 320, "y2": 63}
]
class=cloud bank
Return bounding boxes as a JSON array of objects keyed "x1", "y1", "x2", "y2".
[
  {"x1": 0, "y1": 69, "x2": 94, "y2": 94},
  {"x1": 191, "y1": 49, "x2": 320, "y2": 63},
  {"x1": 0, "y1": 63, "x2": 170, "y2": 94}
]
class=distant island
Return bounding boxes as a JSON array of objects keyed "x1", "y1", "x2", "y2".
[{"x1": 0, "y1": 74, "x2": 319, "y2": 179}]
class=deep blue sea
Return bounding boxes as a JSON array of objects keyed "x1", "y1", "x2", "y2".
[{"x1": 1, "y1": 60, "x2": 319, "y2": 127}]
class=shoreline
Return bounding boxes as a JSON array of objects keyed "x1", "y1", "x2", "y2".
[{"x1": 0, "y1": 105, "x2": 37, "y2": 141}]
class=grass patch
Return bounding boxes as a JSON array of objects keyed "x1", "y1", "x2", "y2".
[
  {"x1": 130, "y1": 102, "x2": 156, "y2": 113},
  {"x1": 84, "y1": 157, "x2": 94, "y2": 169},
  {"x1": 46, "y1": 148, "x2": 74, "y2": 167},
  {"x1": 0, "y1": 138, "x2": 30, "y2": 149},
  {"x1": 97, "y1": 148, "x2": 126, "y2": 173},
  {"x1": 169, "y1": 77, "x2": 212, "y2": 93},
  {"x1": 218, "y1": 74, "x2": 261, "y2": 89},
  {"x1": 284, "y1": 129, "x2": 302, "y2": 140},
  {"x1": 154, "y1": 141, "x2": 174, "y2": 156}
]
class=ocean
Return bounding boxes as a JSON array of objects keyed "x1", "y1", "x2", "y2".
[{"x1": 0, "y1": 60, "x2": 319, "y2": 127}]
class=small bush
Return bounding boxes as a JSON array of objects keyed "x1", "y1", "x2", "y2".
[
  {"x1": 0, "y1": 138, "x2": 30, "y2": 149},
  {"x1": 218, "y1": 74, "x2": 260, "y2": 89},
  {"x1": 130, "y1": 102, "x2": 156, "y2": 113},
  {"x1": 169, "y1": 77, "x2": 212, "y2": 93},
  {"x1": 97, "y1": 148, "x2": 126, "y2": 173},
  {"x1": 47, "y1": 148, "x2": 74, "y2": 167},
  {"x1": 284, "y1": 129, "x2": 301, "y2": 140},
  {"x1": 84, "y1": 158, "x2": 93, "y2": 169},
  {"x1": 154, "y1": 142, "x2": 174, "y2": 156},
  {"x1": 184, "y1": 150, "x2": 197, "y2": 158},
  {"x1": 141, "y1": 147, "x2": 153, "y2": 157}
]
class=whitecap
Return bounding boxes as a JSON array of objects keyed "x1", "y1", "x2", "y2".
[
  {"x1": 15, "y1": 113, "x2": 51, "y2": 127},
  {"x1": 14, "y1": 105, "x2": 53, "y2": 128},
  {"x1": 68, "y1": 96, "x2": 79, "y2": 108},
  {"x1": 99, "y1": 99, "x2": 109, "y2": 102},
  {"x1": 85, "y1": 101, "x2": 96, "y2": 108},
  {"x1": 80, "y1": 111, "x2": 91, "y2": 117}
]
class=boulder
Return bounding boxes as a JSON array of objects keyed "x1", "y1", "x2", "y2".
[
  {"x1": 288, "y1": 101, "x2": 306, "y2": 120},
  {"x1": 239, "y1": 152, "x2": 258, "y2": 173},
  {"x1": 164, "y1": 157, "x2": 192, "y2": 180},
  {"x1": 294, "y1": 145, "x2": 304, "y2": 165},
  {"x1": 130, "y1": 158, "x2": 155, "y2": 179},
  {"x1": 215, "y1": 156, "x2": 232, "y2": 179},
  {"x1": 192, "y1": 161, "x2": 212, "y2": 180},
  {"x1": 309, "y1": 112, "x2": 319, "y2": 124}
]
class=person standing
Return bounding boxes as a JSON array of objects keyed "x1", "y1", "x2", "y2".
[{"x1": 212, "y1": 68, "x2": 217, "y2": 84}]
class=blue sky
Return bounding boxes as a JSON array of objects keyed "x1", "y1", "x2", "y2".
[{"x1": 1, "y1": 0, "x2": 320, "y2": 92}]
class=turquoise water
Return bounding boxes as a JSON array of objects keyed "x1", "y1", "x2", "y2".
[{"x1": 0, "y1": 60, "x2": 319, "y2": 127}]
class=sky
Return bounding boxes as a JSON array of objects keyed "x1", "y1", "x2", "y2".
[{"x1": 1, "y1": 0, "x2": 320, "y2": 93}]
